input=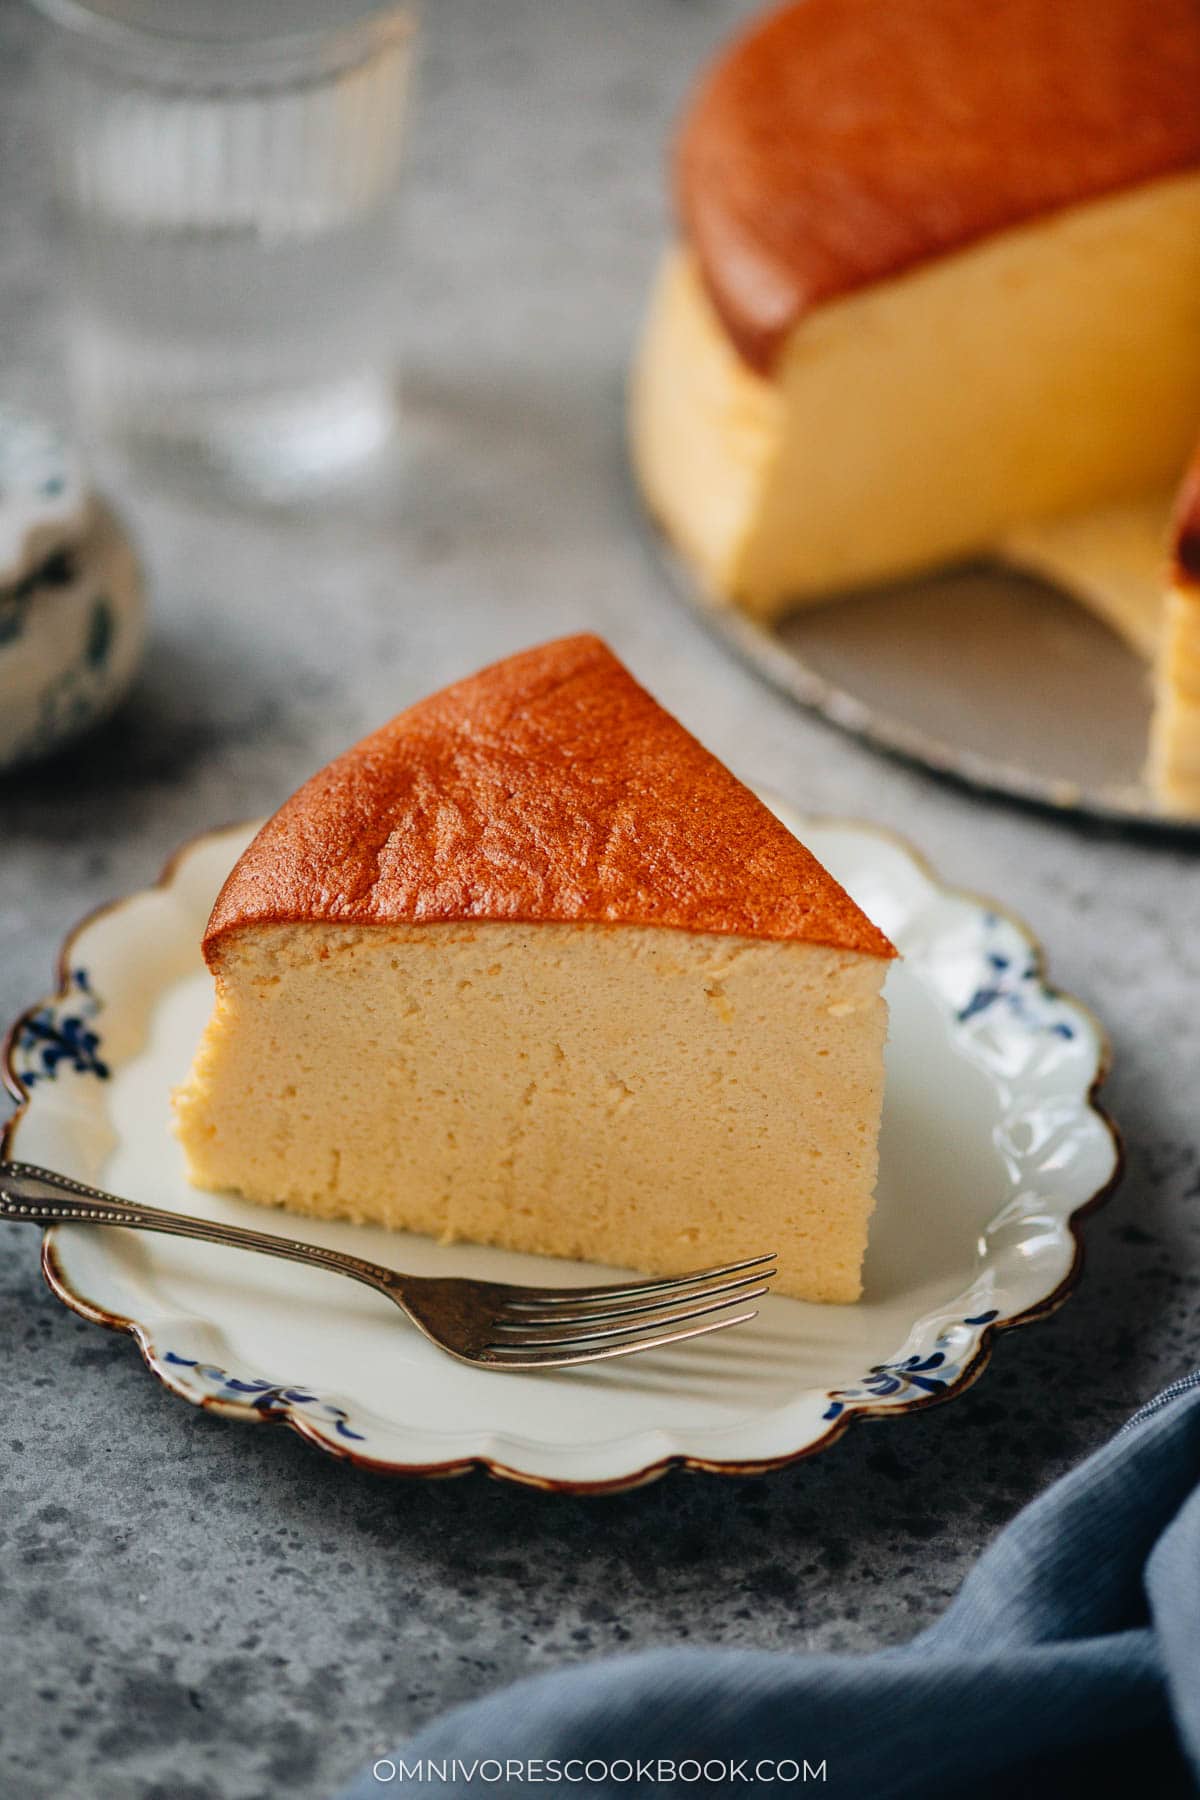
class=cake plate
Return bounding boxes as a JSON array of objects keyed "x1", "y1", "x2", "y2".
[
  {"x1": 3, "y1": 805, "x2": 1120, "y2": 1492},
  {"x1": 652, "y1": 529, "x2": 1200, "y2": 835}
]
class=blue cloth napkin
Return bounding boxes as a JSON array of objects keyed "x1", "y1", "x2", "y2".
[{"x1": 342, "y1": 1373, "x2": 1200, "y2": 1797}]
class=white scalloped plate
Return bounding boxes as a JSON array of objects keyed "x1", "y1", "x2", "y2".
[{"x1": 2, "y1": 805, "x2": 1120, "y2": 1492}]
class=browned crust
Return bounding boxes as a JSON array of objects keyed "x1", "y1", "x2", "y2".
[
  {"x1": 202, "y1": 634, "x2": 896, "y2": 962},
  {"x1": 3, "y1": 815, "x2": 1121, "y2": 1494},
  {"x1": 677, "y1": 0, "x2": 1200, "y2": 373}
]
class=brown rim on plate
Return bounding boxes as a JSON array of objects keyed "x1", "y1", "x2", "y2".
[{"x1": 2, "y1": 817, "x2": 1123, "y2": 1494}]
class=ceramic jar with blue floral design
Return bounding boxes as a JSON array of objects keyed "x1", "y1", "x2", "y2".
[{"x1": 0, "y1": 404, "x2": 144, "y2": 770}]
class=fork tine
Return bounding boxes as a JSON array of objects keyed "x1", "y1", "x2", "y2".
[
  {"x1": 500, "y1": 1252, "x2": 777, "y2": 1310},
  {"x1": 486, "y1": 1284, "x2": 770, "y2": 1351},
  {"x1": 493, "y1": 1269, "x2": 777, "y2": 1331},
  {"x1": 481, "y1": 1308, "x2": 759, "y2": 1369}
]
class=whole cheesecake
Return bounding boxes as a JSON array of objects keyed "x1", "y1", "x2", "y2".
[
  {"x1": 631, "y1": 0, "x2": 1200, "y2": 808},
  {"x1": 174, "y1": 636, "x2": 895, "y2": 1303}
]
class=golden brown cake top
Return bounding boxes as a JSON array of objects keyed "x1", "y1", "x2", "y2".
[
  {"x1": 204, "y1": 634, "x2": 894, "y2": 961},
  {"x1": 676, "y1": 0, "x2": 1200, "y2": 373},
  {"x1": 1172, "y1": 443, "x2": 1200, "y2": 586}
]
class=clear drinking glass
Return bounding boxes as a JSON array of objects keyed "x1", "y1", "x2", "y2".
[{"x1": 30, "y1": 0, "x2": 417, "y2": 499}]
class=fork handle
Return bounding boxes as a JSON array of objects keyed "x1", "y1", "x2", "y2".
[{"x1": 0, "y1": 1160, "x2": 400, "y2": 1294}]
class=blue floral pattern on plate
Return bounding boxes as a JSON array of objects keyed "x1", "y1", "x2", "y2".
[
  {"x1": 956, "y1": 918, "x2": 1075, "y2": 1040},
  {"x1": 163, "y1": 1352, "x2": 366, "y2": 1442},
  {"x1": 13, "y1": 968, "x2": 109, "y2": 1085},
  {"x1": 822, "y1": 1311, "x2": 1001, "y2": 1421}
]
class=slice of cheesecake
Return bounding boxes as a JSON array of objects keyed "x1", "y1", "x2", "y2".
[
  {"x1": 632, "y1": 0, "x2": 1200, "y2": 619},
  {"x1": 1150, "y1": 452, "x2": 1200, "y2": 813},
  {"x1": 174, "y1": 635, "x2": 895, "y2": 1302}
]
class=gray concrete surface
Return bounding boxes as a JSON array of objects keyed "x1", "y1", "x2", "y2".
[{"x1": 2, "y1": 2, "x2": 1199, "y2": 1795}]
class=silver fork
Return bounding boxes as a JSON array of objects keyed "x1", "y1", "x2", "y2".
[{"x1": 0, "y1": 1161, "x2": 774, "y2": 1372}]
